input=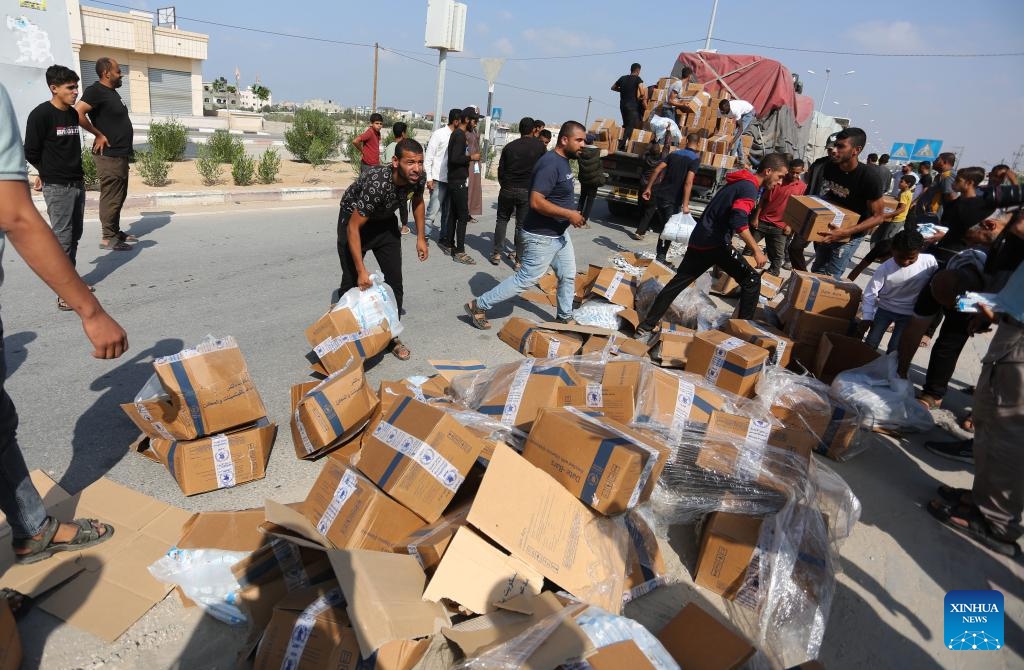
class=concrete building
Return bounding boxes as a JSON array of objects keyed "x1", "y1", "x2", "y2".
[
  {"x1": 302, "y1": 99, "x2": 343, "y2": 114},
  {"x1": 202, "y1": 82, "x2": 239, "y2": 110},
  {"x1": 69, "y1": 0, "x2": 208, "y2": 116},
  {"x1": 238, "y1": 85, "x2": 272, "y2": 111}
]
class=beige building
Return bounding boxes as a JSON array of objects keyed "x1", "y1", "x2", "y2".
[{"x1": 68, "y1": 0, "x2": 208, "y2": 117}]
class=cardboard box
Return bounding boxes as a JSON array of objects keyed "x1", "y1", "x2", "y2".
[
  {"x1": 723, "y1": 319, "x2": 794, "y2": 368},
  {"x1": 476, "y1": 360, "x2": 586, "y2": 431},
  {"x1": 393, "y1": 503, "x2": 469, "y2": 573},
  {"x1": 585, "y1": 640, "x2": 658, "y2": 670},
  {"x1": 696, "y1": 411, "x2": 812, "y2": 482},
  {"x1": 816, "y1": 404, "x2": 861, "y2": 461},
  {"x1": 588, "y1": 266, "x2": 639, "y2": 309},
  {"x1": 701, "y1": 152, "x2": 736, "y2": 169},
  {"x1": 679, "y1": 90, "x2": 711, "y2": 113},
  {"x1": 122, "y1": 337, "x2": 267, "y2": 441},
  {"x1": 623, "y1": 509, "x2": 666, "y2": 603},
  {"x1": 636, "y1": 365, "x2": 728, "y2": 432},
  {"x1": 522, "y1": 408, "x2": 669, "y2": 515},
  {"x1": 685, "y1": 330, "x2": 769, "y2": 397},
  {"x1": 556, "y1": 383, "x2": 636, "y2": 424},
  {"x1": 629, "y1": 128, "x2": 655, "y2": 144},
  {"x1": 780, "y1": 309, "x2": 853, "y2": 369},
  {"x1": 657, "y1": 602, "x2": 756, "y2": 670},
  {"x1": 710, "y1": 257, "x2": 783, "y2": 300},
  {"x1": 354, "y1": 395, "x2": 484, "y2": 523},
  {"x1": 305, "y1": 303, "x2": 394, "y2": 373},
  {"x1": 655, "y1": 321, "x2": 696, "y2": 368},
  {"x1": 0, "y1": 471, "x2": 191, "y2": 641},
  {"x1": 252, "y1": 584, "x2": 357, "y2": 670},
  {"x1": 0, "y1": 599, "x2": 21, "y2": 670},
  {"x1": 292, "y1": 459, "x2": 425, "y2": 550},
  {"x1": 497, "y1": 317, "x2": 584, "y2": 358},
  {"x1": 423, "y1": 527, "x2": 545, "y2": 614},
  {"x1": 136, "y1": 419, "x2": 276, "y2": 496},
  {"x1": 580, "y1": 332, "x2": 652, "y2": 358},
  {"x1": 814, "y1": 332, "x2": 881, "y2": 384},
  {"x1": 291, "y1": 355, "x2": 379, "y2": 460},
  {"x1": 706, "y1": 133, "x2": 731, "y2": 154},
  {"x1": 779, "y1": 271, "x2": 862, "y2": 319},
  {"x1": 881, "y1": 195, "x2": 900, "y2": 216},
  {"x1": 783, "y1": 195, "x2": 860, "y2": 241},
  {"x1": 587, "y1": 119, "x2": 620, "y2": 153},
  {"x1": 467, "y1": 445, "x2": 627, "y2": 612},
  {"x1": 694, "y1": 512, "x2": 762, "y2": 599},
  {"x1": 626, "y1": 140, "x2": 653, "y2": 156},
  {"x1": 330, "y1": 550, "x2": 450, "y2": 661}
]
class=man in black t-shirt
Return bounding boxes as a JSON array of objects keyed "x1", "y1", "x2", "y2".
[
  {"x1": 76, "y1": 57, "x2": 136, "y2": 252},
  {"x1": 631, "y1": 132, "x2": 702, "y2": 262},
  {"x1": 465, "y1": 122, "x2": 587, "y2": 329},
  {"x1": 611, "y1": 63, "x2": 646, "y2": 150},
  {"x1": 492, "y1": 116, "x2": 545, "y2": 266},
  {"x1": 24, "y1": 65, "x2": 86, "y2": 310},
  {"x1": 337, "y1": 138, "x2": 428, "y2": 361},
  {"x1": 812, "y1": 127, "x2": 886, "y2": 279}
]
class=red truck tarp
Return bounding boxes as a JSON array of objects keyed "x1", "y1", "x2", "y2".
[{"x1": 673, "y1": 52, "x2": 814, "y2": 125}]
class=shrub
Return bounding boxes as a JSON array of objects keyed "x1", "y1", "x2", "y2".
[
  {"x1": 148, "y1": 119, "x2": 188, "y2": 161},
  {"x1": 207, "y1": 129, "x2": 244, "y2": 164},
  {"x1": 82, "y1": 148, "x2": 99, "y2": 190},
  {"x1": 231, "y1": 152, "x2": 255, "y2": 186},
  {"x1": 256, "y1": 147, "x2": 281, "y2": 184},
  {"x1": 344, "y1": 135, "x2": 363, "y2": 171},
  {"x1": 284, "y1": 109, "x2": 339, "y2": 164},
  {"x1": 195, "y1": 143, "x2": 222, "y2": 186},
  {"x1": 136, "y1": 150, "x2": 169, "y2": 186}
]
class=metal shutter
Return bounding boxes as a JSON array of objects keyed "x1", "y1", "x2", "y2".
[
  {"x1": 148, "y1": 68, "x2": 192, "y2": 116},
  {"x1": 80, "y1": 60, "x2": 132, "y2": 112}
]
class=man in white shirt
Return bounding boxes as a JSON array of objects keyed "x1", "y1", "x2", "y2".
[
  {"x1": 718, "y1": 98, "x2": 755, "y2": 167},
  {"x1": 423, "y1": 108, "x2": 461, "y2": 241}
]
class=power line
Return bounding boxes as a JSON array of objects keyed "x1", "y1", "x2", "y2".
[
  {"x1": 448, "y1": 39, "x2": 706, "y2": 61},
  {"x1": 713, "y1": 37, "x2": 1024, "y2": 58}
]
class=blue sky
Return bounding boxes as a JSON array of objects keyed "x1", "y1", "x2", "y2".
[{"x1": 94, "y1": 0, "x2": 1023, "y2": 167}]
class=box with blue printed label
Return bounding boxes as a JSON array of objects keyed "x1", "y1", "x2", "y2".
[
  {"x1": 783, "y1": 195, "x2": 859, "y2": 241},
  {"x1": 354, "y1": 395, "x2": 485, "y2": 523},
  {"x1": 778, "y1": 271, "x2": 862, "y2": 320},
  {"x1": 685, "y1": 330, "x2": 769, "y2": 397},
  {"x1": 290, "y1": 355, "x2": 379, "y2": 460}
]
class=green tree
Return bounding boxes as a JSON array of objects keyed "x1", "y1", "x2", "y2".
[
  {"x1": 252, "y1": 84, "x2": 271, "y2": 107},
  {"x1": 284, "y1": 109, "x2": 340, "y2": 164}
]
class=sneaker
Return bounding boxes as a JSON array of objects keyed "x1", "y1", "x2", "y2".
[
  {"x1": 782, "y1": 261, "x2": 792, "y2": 271},
  {"x1": 926, "y1": 439, "x2": 975, "y2": 464},
  {"x1": 555, "y1": 316, "x2": 576, "y2": 325}
]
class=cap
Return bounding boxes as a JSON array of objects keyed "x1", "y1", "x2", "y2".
[{"x1": 462, "y1": 106, "x2": 481, "y2": 120}]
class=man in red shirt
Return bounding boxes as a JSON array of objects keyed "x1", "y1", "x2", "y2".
[
  {"x1": 352, "y1": 112, "x2": 383, "y2": 173},
  {"x1": 750, "y1": 157, "x2": 805, "y2": 275}
]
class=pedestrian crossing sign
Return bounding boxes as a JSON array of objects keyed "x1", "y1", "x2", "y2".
[
  {"x1": 911, "y1": 139, "x2": 943, "y2": 162},
  {"x1": 890, "y1": 142, "x2": 914, "y2": 161}
]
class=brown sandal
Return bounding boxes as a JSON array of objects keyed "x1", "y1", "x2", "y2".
[
  {"x1": 464, "y1": 301, "x2": 491, "y2": 330},
  {"x1": 99, "y1": 240, "x2": 132, "y2": 251},
  {"x1": 13, "y1": 516, "x2": 115, "y2": 565},
  {"x1": 390, "y1": 339, "x2": 411, "y2": 361},
  {"x1": 57, "y1": 296, "x2": 73, "y2": 311}
]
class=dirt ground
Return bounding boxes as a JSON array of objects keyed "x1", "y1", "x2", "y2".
[{"x1": 115, "y1": 157, "x2": 357, "y2": 194}]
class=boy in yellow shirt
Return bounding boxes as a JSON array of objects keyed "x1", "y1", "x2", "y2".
[{"x1": 848, "y1": 173, "x2": 916, "y2": 280}]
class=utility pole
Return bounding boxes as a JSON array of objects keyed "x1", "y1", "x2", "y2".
[
  {"x1": 372, "y1": 42, "x2": 379, "y2": 113},
  {"x1": 703, "y1": 0, "x2": 720, "y2": 50},
  {"x1": 426, "y1": 1, "x2": 467, "y2": 131},
  {"x1": 584, "y1": 96, "x2": 592, "y2": 126},
  {"x1": 433, "y1": 48, "x2": 447, "y2": 131},
  {"x1": 1011, "y1": 144, "x2": 1024, "y2": 173}
]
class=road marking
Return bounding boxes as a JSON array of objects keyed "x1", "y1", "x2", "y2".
[{"x1": 80, "y1": 203, "x2": 336, "y2": 224}]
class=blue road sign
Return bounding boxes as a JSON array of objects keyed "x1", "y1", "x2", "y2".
[
  {"x1": 890, "y1": 142, "x2": 914, "y2": 161},
  {"x1": 491, "y1": 106, "x2": 502, "y2": 121},
  {"x1": 911, "y1": 139, "x2": 943, "y2": 162}
]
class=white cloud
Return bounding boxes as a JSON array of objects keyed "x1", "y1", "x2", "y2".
[
  {"x1": 845, "y1": 20, "x2": 928, "y2": 52},
  {"x1": 521, "y1": 28, "x2": 614, "y2": 55},
  {"x1": 498, "y1": 10, "x2": 513, "y2": 20},
  {"x1": 494, "y1": 37, "x2": 514, "y2": 57}
]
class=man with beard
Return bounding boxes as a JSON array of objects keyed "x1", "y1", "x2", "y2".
[
  {"x1": 336, "y1": 138, "x2": 428, "y2": 360},
  {"x1": 75, "y1": 57, "x2": 137, "y2": 252},
  {"x1": 464, "y1": 121, "x2": 587, "y2": 329}
]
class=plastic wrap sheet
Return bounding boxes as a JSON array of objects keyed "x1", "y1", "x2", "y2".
[
  {"x1": 830, "y1": 353, "x2": 935, "y2": 433},
  {"x1": 449, "y1": 354, "x2": 614, "y2": 410},
  {"x1": 567, "y1": 606, "x2": 680, "y2": 670},
  {"x1": 332, "y1": 272, "x2": 404, "y2": 338},
  {"x1": 148, "y1": 547, "x2": 249, "y2": 625},
  {"x1": 635, "y1": 273, "x2": 717, "y2": 329},
  {"x1": 573, "y1": 300, "x2": 626, "y2": 330},
  {"x1": 452, "y1": 604, "x2": 585, "y2": 670}
]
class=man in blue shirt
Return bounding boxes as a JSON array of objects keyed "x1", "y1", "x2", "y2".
[
  {"x1": 632, "y1": 131, "x2": 702, "y2": 263},
  {"x1": 464, "y1": 121, "x2": 587, "y2": 329}
]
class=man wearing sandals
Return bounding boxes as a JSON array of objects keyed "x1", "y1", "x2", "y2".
[
  {"x1": 1, "y1": 83, "x2": 128, "y2": 563},
  {"x1": 337, "y1": 138, "x2": 428, "y2": 361},
  {"x1": 465, "y1": 121, "x2": 588, "y2": 329},
  {"x1": 75, "y1": 57, "x2": 138, "y2": 252}
]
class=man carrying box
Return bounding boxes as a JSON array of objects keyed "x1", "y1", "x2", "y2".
[
  {"x1": 750, "y1": 158, "x2": 806, "y2": 275},
  {"x1": 634, "y1": 154, "x2": 789, "y2": 340},
  {"x1": 812, "y1": 127, "x2": 887, "y2": 279},
  {"x1": 718, "y1": 98, "x2": 755, "y2": 168}
]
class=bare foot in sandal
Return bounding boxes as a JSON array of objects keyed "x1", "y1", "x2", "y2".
[
  {"x1": 464, "y1": 300, "x2": 491, "y2": 330},
  {"x1": 13, "y1": 516, "x2": 114, "y2": 565},
  {"x1": 390, "y1": 338, "x2": 411, "y2": 361}
]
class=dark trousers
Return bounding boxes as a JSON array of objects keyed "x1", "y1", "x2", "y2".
[
  {"x1": 788, "y1": 234, "x2": 810, "y2": 272},
  {"x1": 922, "y1": 309, "x2": 972, "y2": 400},
  {"x1": 577, "y1": 185, "x2": 598, "y2": 221},
  {"x1": 620, "y1": 106, "x2": 642, "y2": 149},
  {"x1": 94, "y1": 154, "x2": 129, "y2": 242},
  {"x1": 637, "y1": 197, "x2": 674, "y2": 260},
  {"x1": 397, "y1": 198, "x2": 409, "y2": 230},
  {"x1": 494, "y1": 186, "x2": 529, "y2": 258},
  {"x1": 444, "y1": 181, "x2": 470, "y2": 254},
  {"x1": 751, "y1": 224, "x2": 787, "y2": 275},
  {"x1": 337, "y1": 210, "x2": 404, "y2": 312},
  {"x1": 640, "y1": 245, "x2": 760, "y2": 330}
]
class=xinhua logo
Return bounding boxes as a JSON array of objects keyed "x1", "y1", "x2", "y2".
[{"x1": 944, "y1": 590, "x2": 1003, "y2": 651}]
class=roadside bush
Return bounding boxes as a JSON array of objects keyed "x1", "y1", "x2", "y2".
[
  {"x1": 256, "y1": 147, "x2": 281, "y2": 184},
  {"x1": 82, "y1": 148, "x2": 99, "y2": 190},
  {"x1": 148, "y1": 118, "x2": 188, "y2": 161},
  {"x1": 344, "y1": 135, "x2": 362, "y2": 171},
  {"x1": 136, "y1": 150, "x2": 169, "y2": 187},
  {"x1": 231, "y1": 152, "x2": 255, "y2": 186},
  {"x1": 195, "y1": 143, "x2": 222, "y2": 186},
  {"x1": 284, "y1": 109, "x2": 340, "y2": 164},
  {"x1": 207, "y1": 129, "x2": 245, "y2": 164}
]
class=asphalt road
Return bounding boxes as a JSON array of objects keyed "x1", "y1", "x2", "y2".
[{"x1": 2, "y1": 193, "x2": 1021, "y2": 669}]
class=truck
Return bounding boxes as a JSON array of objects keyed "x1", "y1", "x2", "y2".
[{"x1": 597, "y1": 51, "x2": 815, "y2": 217}]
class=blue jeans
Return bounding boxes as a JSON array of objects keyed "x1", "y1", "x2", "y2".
[
  {"x1": 732, "y1": 111, "x2": 755, "y2": 162},
  {"x1": 866, "y1": 307, "x2": 912, "y2": 353},
  {"x1": 812, "y1": 236, "x2": 863, "y2": 279},
  {"x1": 0, "y1": 322, "x2": 49, "y2": 540},
  {"x1": 425, "y1": 180, "x2": 449, "y2": 240},
  {"x1": 477, "y1": 230, "x2": 577, "y2": 320}
]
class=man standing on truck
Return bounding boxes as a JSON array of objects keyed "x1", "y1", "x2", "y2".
[
  {"x1": 611, "y1": 63, "x2": 646, "y2": 151},
  {"x1": 634, "y1": 154, "x2": 789, "y2": 340},
  {"x1": 718, "y1": 98, "x2": 756, "y2": 168}
]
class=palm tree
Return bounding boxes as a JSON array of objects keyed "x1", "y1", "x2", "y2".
[{"x1": 252, "y1": 84, "x2": 271, "y2": 107}]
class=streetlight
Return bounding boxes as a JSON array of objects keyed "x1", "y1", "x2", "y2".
[{"x1": 806, "y1": 68, "x2": 855, "y2": 158}]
